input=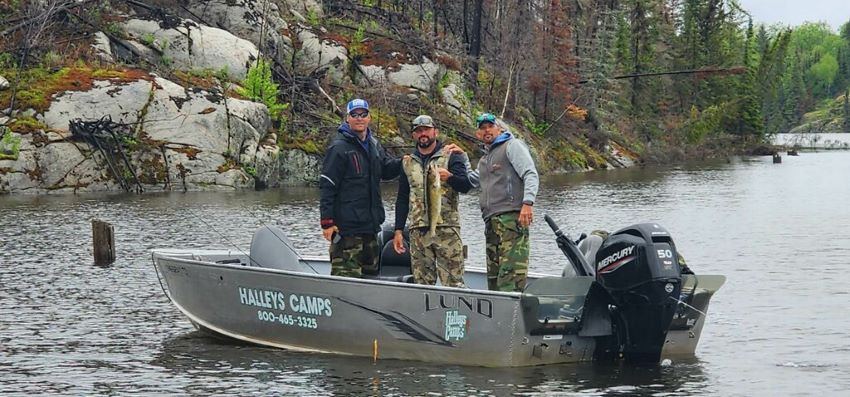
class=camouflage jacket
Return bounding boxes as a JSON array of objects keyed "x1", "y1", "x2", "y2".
[{"x1": 394, "y1": 143, "x2": 472, "y2": 230}]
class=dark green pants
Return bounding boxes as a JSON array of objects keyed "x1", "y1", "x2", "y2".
[{"x1": 329, "y1": 234, "x2": 379, "y2": 277}]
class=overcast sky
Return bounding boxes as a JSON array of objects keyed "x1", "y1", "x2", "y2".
[{"x1": 737, "y1": 0, "x2": 850, "y2": 32}]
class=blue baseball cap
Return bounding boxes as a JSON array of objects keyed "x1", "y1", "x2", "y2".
[
  {"x1": 346, "y1": 98, "x2": 369, "y2": 113},
  {"x1": 476, "y1": 113, "x2": 496, "y2": 128}
]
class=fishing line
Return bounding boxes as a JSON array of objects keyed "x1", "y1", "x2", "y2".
[
  {"x1": 668, "y1": 295, "x2": 707, "y2": 317},
  {"x1": 403, "y1": 228, "x2": 467, "y2": 287},
  {"x1": 248, "y1": 206, "x2": 321, "y2": 274},
  {"x1": 177, "y1": 203, "x2": 320, "y2": 274}
]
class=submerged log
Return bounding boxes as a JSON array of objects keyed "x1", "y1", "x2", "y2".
[{"x1": 92, "y1": 219, "x2": 115, "y2": 266}]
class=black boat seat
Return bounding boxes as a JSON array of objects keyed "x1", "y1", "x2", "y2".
[
  {"x1": 249, "y1": 225, "x2": 311, "y2": 272},
  {"x1": 378, "y1": 238, "x2": 412, "y2": 278}
]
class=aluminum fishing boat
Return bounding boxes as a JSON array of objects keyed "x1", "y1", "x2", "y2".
[{"x1": 152, "y1": 216, "x2": 724, "y2": 367}]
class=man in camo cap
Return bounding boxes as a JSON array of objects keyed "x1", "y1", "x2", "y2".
[{"x1": 392, "y1": 115, "x2": 472, "y2": 287}]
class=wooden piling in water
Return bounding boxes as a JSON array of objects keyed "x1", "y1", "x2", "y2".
[{"x1": 92, "y1": 219, "x2": 115, "y2": 266}]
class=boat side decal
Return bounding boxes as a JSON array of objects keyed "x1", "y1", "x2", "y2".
[
  {"x1": 444, "y1": 310, "x2": 468, "y2": 341},
  {"x1": 336, "y1": 297, "x2": 454, "y2": 347},
  {"x1": 424, "y1": 293, "x2": 493, "y2": 319},
  {"x1": 238, "y1": 286, "x2": 333, "y2": 330}
]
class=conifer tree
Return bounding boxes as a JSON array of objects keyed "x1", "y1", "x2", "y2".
[
  {"x1": 739, "y1": 19, "x2": 764, "y2": 137},
  {"x1": 844, "y1": 88, "x2": 850, "y2": 133}
]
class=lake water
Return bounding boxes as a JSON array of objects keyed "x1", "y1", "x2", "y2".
[
  {"x1": 772, "y1": 132, "x2": 850, "y2": 149},
  {"x1": 2, "y1": 151, "x2": 850, "y2": 396}
]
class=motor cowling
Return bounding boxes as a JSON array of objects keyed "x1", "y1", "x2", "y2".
[{"x1": 593, "y1": 223, "x2": 683, "y2": 363}]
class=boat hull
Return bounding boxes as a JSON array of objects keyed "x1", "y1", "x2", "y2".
[{"x1": 152, "y1": 250, "x2": 723, "y2": 367}]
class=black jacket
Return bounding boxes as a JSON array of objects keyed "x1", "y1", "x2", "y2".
[{"x1": 319, "y1": 124, "x2": 401, "y2": 236}]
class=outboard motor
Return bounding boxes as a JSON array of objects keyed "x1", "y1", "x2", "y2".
[{"x1": 594, "y1": 223, "x2": 682, "y2": 363}]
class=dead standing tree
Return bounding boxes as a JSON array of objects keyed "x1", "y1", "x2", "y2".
[{"x1": 3, "y1": 0, "x2": 65, "y2": 117}]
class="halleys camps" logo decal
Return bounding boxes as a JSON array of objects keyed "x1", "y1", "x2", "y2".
[{"x1": 444, "y1": 310, "x2": 468, "y2": 341}]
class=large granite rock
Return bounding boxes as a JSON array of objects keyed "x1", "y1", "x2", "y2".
[
  {"x1": 180, "y1": 0, "x2": 293, "y2": 65},
  {"x1": 278, "y1": 149, "x2": 321, "y2": 185},
  {"x1": 1, "y1": 74, "x2": 274, "y2": 194},
  {"x1": 438, "y1": 71, "x2": 472, "y2": 123},
  {"x1": 355, "y1": 58, "x2": 445, "y2": 93},
  {"x1": 283, "y1": 0, "x2": 323, "y2": 17},
  {"x1": 91, "y1": 32, "x2": 114, "y2": 63},
  {"x1": 120, "y1": 17, "x2": 259, "y2": 80},
  {"x1": 296, "y1": 28, "x2": 348, "y2": 74},
  {"x1": 387, "y1": 59, "x2": 443, "y2": 92}
]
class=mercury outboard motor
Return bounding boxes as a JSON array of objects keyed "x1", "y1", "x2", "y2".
[{"x1": 594, "y1": 223, "x2": 682, "y2": 363}]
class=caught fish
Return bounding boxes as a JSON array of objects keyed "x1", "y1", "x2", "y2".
[{"x1": 425, "y1": 162, "x2": 443, "y2": 244}]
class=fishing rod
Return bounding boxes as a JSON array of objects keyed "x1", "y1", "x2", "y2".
[
  {"x1": 169, "y1": 203, "x2": 321, "y2": 274},
  {"x1": 577, "y1": 66, "x2": 746, "y2": 84}
]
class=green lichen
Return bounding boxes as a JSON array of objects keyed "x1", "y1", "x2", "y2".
[{"x1": 8, "y1": 116, "x2": 47, "y2": 134}]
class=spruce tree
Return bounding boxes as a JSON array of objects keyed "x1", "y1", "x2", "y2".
[
  {"x1": 844, "y1": 88, "x2": 850, "y2": 133},
  {"x1": 739, "y1": 19, "x2": 764, "y2": 138}
]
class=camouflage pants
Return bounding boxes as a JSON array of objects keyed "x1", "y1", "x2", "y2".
[
  {"x1": 409, "y1": 227, "x2": 465, "y2": 287},
  {"x1": 329, "y1": 234, "x2": 379, "y2": 278},
  {"x1": 485, "y1": 212, "x2": 529, "y2": 292}
]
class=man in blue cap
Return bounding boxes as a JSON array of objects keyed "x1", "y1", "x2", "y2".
[
  {"x1": 319, "y1": 98, "x2": 403, "y2": 277},
  {"x1": 465, "y1": 112, "x2": 539, "y2": 292}
]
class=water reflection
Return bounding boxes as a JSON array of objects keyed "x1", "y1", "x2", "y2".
[
  {"x1": 3, "y1": 152, "x2": 850, "y2": 395},
  {"x1": 153, "y1": 332, "x2": 707, "y2": 396}
]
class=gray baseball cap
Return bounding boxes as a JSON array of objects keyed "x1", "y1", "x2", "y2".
[{"x1": 411, "y1": 115, "x2": 436, "y2": 132}]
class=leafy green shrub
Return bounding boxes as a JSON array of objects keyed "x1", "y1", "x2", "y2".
[
  {"x1": 685, "y1": 105, "x2": 722, "y2": 144},
  {"x1": 0, "y1": 127, "x2": 22, "y2": 161},
  {"x1": 306, "y1": 9, "x2": 321, "y2": 27},
  {"x1": 0, "y1": 52, "x2": 15, "y2": 70},
  {"x1": 523, "y1": 116, "x2": 550, "y2": 137},
  {"x1": 238, "y1": 59, "x2": 288, "y2": 121},
  {"x1": 349, "y1": 25, "x2": 367, "y2": 59},
  {"x1": 141, "y1": 33, "x2": 156, "y2": 46},
  {"x1": 242, "y1": 163, "x2": 257, "y2": 177}
]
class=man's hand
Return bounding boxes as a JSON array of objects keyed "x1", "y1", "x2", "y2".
[
  {"x1": 443, "y1": 143, "x2": 464, "y2": 154},
  {"x1": 393, "y1": 230, "x2": 406, "y2": 254},
  {"x1": 323, "y1": 226, "x2": 339, "y2": 242},
  {"x1": 518, "y1": 204, "x2": 533, "y2": 227},
  {"x1": 437, "y1": 167, "x2": 451, "y2": 182}
]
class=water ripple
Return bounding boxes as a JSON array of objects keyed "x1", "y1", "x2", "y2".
[{"x1": 3, "y1": 153, "x2": 850, "y2": 395}]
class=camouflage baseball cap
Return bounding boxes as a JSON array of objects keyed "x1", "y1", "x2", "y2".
[
  {"x1": 411, "y1": 115, "x2": 436, "y2": 132},
  {"x1": 476, "y1": 113, "x2": 497, "y2": 128}
]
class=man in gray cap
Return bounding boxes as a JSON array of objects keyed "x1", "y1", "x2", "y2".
[{"x1": 392, "y1": 115, "x2": 473, "y2": 287}]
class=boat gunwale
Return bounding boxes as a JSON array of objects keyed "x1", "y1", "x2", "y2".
[{"x1": 151, "y1": 249, "x2": 533, "y2": 298}]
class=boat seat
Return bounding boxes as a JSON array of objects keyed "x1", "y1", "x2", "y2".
[
  {"x1": 378, "y1": 238, "x2": 412, "y2": 278},
  {"x1": 249, "y1": 225, "x2": 311, "y2": 272},
  {"x1": 571, "y1": 234, "x2": 603, "y2": 276}
]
